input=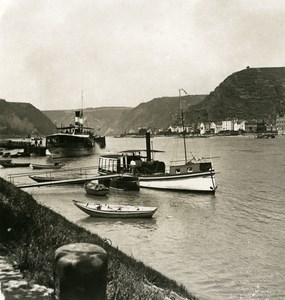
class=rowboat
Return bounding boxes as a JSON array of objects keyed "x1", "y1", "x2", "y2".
[
  {"x1": 0, "y1": 162, "x2": 30, "y2": 168},
  {"x1": 0, "y1": 159, "x2": 12, "y2": 164},
  {"x1": 30, "y1": 162, "x2": 65, "y2": 170},
  {"x1": 84, "y1": 181, "x2": 109, "y2": 196},
  {"x1": 73, "y1": 200, "x2": 157, "y2": 218},
  {"x1": 29, "y1": 175, "x2": 79, "y2": 183}
]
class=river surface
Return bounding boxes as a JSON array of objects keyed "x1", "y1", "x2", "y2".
[{"x1": 1, "y1": 136, "x2": 285, "y2": 300}]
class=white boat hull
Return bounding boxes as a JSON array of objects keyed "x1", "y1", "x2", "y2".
[{"x1": 138, "y1": 171, "x2": 217, "y2": 192}]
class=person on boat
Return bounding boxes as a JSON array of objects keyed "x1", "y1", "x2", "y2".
[{"x1": 130, "y1": 160, "x2": 136, "y2": 174}]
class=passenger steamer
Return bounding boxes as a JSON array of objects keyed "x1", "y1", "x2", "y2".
[{"x1": 46, "y1": 110, "x2": 105, "y2": 158}]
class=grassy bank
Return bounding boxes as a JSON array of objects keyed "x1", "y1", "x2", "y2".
[{"x1": 0, "y1": 177, "x2": 197, "y2": 300}]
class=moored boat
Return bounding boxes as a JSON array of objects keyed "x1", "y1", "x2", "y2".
[
  {"x1": 254, "y1": 132, "x2": 276, "y2": 139},
  {"x1": 30, "y1": 162, "x2": 65, "y2": 170},
  {"x1": 84, "y1": 181, "x2": 109, "y2": 196},
  {"x1": 99, "y1": 149, "x2": 216, "y2": 192},
  {"x1": 102, "y1": 174, "x2": 139, "y2": 191},
  {"x1": 29, "y1": 174, "x2": 93, "y2": 184},
  {"x1": 0, "y1": 159, "x2": 12, "y2": 164},
  {"x1": 97, "y1": 89, "x2": 217, "y2": 193},
  {"x1": 0, "y1": 162, "x2": 31, "y2": 168},
  {"x1": 46, "y1": 109, "x2": 105, "y2": 158},
  {"x1": 73, "y1": 200, "x2": 157, "y2": 218},
  {"x1": 97, "y1": 154, "x2": 140, "y2": 191}
]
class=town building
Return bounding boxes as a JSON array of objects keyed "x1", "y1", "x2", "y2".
[{"x1": 276, "y1": 114, "x2": 285, "y2": 135}]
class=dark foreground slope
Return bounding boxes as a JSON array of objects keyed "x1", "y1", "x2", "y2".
[
  {"x1": 0, "y1": 99, "x2": 56, "y2": 136},
  {"x1": 186, "y1": 67, "x2": 285, "y2": 123},
  {"x1": 0, "y1": 178, "x2": 197, "y2": 300}
]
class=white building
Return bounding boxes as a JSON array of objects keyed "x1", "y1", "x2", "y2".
[
  {"x1": 222, "y1": 120, "x2": 233, "y2": 131},
  {"x1": 199, "y1": 123, "x2": 206, "y2": 135}
]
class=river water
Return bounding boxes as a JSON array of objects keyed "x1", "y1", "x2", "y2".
[{"x1": 1, "y1": 136, "x2": 285, "y2": 300}]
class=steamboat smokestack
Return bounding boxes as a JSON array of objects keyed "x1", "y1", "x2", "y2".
[
  {"x1": 75, "y1": 111, "x2": 80, "y2": 127},
  {"x1": 146, "y1": 132, "x2": 151, "y2": 161}
]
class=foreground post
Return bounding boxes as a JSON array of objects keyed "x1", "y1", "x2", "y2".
[{"x1": 54, "y1": 243, "x2": 108, "y2": 300}]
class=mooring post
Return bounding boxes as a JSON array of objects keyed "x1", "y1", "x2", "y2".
[{"x1": 54, "y1": 243, "x2": 108, "y2": 300}]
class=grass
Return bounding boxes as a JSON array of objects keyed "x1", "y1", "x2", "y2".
[{"x1": 0, "y1": 177, "x2": 198, "y2": 300}]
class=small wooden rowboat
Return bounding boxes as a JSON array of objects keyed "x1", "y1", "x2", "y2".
[
  {"x1": 84, "y1": 181, "x2": 109, "y2": 196},
  {"x1": 73, "y1": 200, "x2": 157, "y2": 218},
  {"x1": 30, "y1": 162, "x2": 65, "y2": 170},
  {"x1": 0, "y1": 162, "x2": 30, "y2": 168},
  {"x1": 0, "y1": 159, "x2": 12, "y2": 164}
]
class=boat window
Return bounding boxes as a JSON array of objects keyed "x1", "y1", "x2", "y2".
[
  {"x1": 187, "y1": 167, "x2": 193, "y2": 172},
  {"x1": 111, "y1": 160, "x2": 117, "y2": 172},
  {"x1": 99, "y1": 157, "x2": 103, "y2": 170},
  {"x1": 175, "y1": 168, "x2": 180, "y2": 174}
]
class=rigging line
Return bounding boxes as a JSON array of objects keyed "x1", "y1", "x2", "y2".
[{"x1": 179, "y1": 88, "x2": 188, "y2": 164}]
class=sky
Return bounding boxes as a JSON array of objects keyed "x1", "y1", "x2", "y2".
[{"x1": 0, "y1": 0, "x2": 285, "y2": 110}]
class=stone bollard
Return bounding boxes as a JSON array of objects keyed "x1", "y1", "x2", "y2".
[{"x1": 54, "y1": 243, "x2": 108, "y2": 300}]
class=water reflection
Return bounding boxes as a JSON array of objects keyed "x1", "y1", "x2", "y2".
[{"x1": 78, "y1": 215, "x2": 157, "y2": 229}]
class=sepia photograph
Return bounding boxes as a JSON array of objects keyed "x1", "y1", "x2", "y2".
[{"x1": 0, "y1": 1, "x2": 284, "y2": 299}]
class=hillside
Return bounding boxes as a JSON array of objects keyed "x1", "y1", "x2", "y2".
[
  {"x1": 43, "y1": 107, "x2": 132, "y2": 136},
  {"x1": 116, "y1": 95, "x2": 205, "y2": 133},
  {"x1": 0, "y1": 99, "x2": 56, "y2": 137},
  {"x1": 3, "y1": 67, "x2": 285, "y2": 137},
  {"x1": 186, "y1": 67, "x2": 285, "y2": 123},
  {"x1": 43, "y1": 96, "x2": 206, "y2": 136}
]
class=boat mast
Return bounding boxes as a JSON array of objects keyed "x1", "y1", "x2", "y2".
[
  {"x1": 80, "y1": 90, "x2": 84, "y2": 131},
  {"x1": 179, "y1": 88, "x2": 188, "y2": 164}
]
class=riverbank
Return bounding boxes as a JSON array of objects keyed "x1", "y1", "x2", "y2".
[
  {"x1": 0, "y1": 253, "x2": 53, "y2": 299},
  {"x1": 0, "y1": 177, "x2": 197, "y2": 300}
]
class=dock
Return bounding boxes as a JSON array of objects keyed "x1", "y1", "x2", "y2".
[{"x1": 16, "y1": 174, "x2": 121, "y2": 188}]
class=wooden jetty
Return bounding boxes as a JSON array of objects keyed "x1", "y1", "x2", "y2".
[{"x1": 16, "y1": 174, "x2": 122, "y2": 188}]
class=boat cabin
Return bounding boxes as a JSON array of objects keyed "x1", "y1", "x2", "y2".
[
  {"x1": 98, "y1": 153, "x2": 165, "y2": 175},
  {"x1": 169, "y1": 161, "x2": 213, "y2": 175}
]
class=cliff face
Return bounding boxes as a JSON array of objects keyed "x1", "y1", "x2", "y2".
[
  {"x1": 186, "y1": 67, "x2": 285, "y2": 123},
  {"x1": 0, "y1": 99, "x2": 56, "y2": 136}
]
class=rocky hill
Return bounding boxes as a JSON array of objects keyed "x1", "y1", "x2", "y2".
[
  {"x1": 43, "y1": 107, "x2": 132, "y2": 136},
  {"x1": 185, "y1": 67, "x2": 285, "y2": 123},
  {"x1": 2, "y1": 67, "x2": 285, "y2": 137},
  {"x1": 43, "y1": 95, "x2": 206, "y2": 136},
  {"x1": 0, "y1": 99, "x2": 56, "y2": 137},
  {"x1": 115, "y1": 95, "x2": 205, "y2": 133}
]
